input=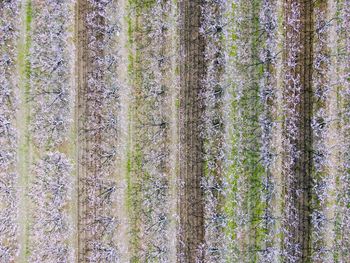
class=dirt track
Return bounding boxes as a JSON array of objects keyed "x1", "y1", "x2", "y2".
[
  {"x1": 178, "y1": 0, "x2": 206, "y2": 261},
  {"x1": 282, "y1": 0, "x2": 313, "y2": 261},
  {"x1": 75, "y1": 0, "x2": 88, "y2": 260}
]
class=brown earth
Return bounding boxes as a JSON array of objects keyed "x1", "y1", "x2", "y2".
[{"x1": 177, "y1": 0, "x2": 206, "y2": 262}]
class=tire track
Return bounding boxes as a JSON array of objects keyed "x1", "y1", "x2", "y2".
[{"x1": 178, "y1": 1, "x2": 206, "y2": 261}]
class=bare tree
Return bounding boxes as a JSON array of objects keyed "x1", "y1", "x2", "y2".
[{"x1": 0, "y1": 0, "x2": 20, "y2": 261}]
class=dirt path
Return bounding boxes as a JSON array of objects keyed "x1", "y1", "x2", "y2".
[
  {"x1": 75, "y1": 0, "x2": 88, "y2": 259},
  {"x1": 282, "y1": 0, "x2": 314, "y2": 261},
  {"x1": 178, "y1": 0, "x2": 206, "y2": 261}
]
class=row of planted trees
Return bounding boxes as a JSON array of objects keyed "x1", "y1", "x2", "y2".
[
  {"x1": 1, "y1": 0, "x2": 350, "y2": 262},
  {"x1": 225, "y1": 0, "x2": 350, "y2": 261}
]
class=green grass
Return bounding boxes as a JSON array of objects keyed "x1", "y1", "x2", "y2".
[
  {"x1": 125, "y1": 2, "x2": 144, "y2": 260},
  {"x1": 17, "y1": 0, "x2": 32, "y2": 261},
  {"x1": 223, "y1": 1, "x2": 267, "y2": 261}
]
